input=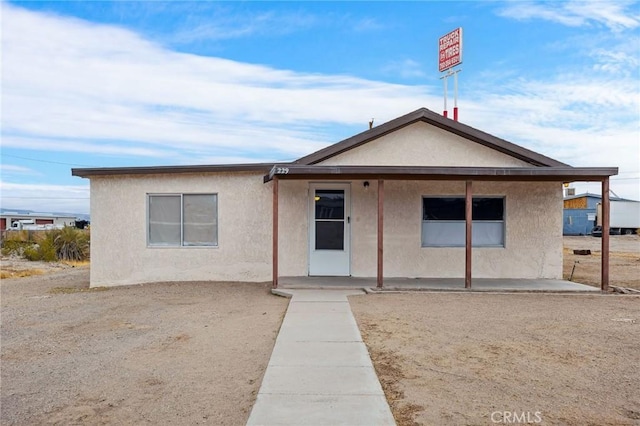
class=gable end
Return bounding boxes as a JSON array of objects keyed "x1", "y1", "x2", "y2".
[{"x1": 295, "y1": 108, "x2": 569, "y2": 168}]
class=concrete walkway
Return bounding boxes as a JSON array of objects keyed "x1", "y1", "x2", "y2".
[{"x1": 246, "y1": 289, "x2": 396, "y2": 426}]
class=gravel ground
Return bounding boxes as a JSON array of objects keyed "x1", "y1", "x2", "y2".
[
  {"x1": 563, "y1": 235, "x2": 640, "y2": 289},
  {"x1": 350, "y1": 293, "x2": 640, "y2": 426},
  {"x1": 1, "y1": 268, "x2": 288, "y2": 425}
]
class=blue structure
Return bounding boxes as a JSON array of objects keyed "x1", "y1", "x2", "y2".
[
  {"x1": 563, "y1": 208, "x2": 597, "y2": 235},
  {"x1": 562, "y1": 193, "x2": 630, "y2": 235}
]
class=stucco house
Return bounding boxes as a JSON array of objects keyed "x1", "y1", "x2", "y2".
[{"x1": 72, "y1": 108, "x2": 617, "y2": 290}]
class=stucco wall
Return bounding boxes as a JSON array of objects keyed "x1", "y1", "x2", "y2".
[
  {"x1": 90, "y1": 172, "x2": 273, "y2": 287},
  {"x1": 89, "y1": 120, "x2": 563, "y2": 285},
  {"x1": 278, "y1": 180, "x2": 563, "y2": 279},
  {"x1": 320, "y1": 121, "x2": 532, "y2": 167}
]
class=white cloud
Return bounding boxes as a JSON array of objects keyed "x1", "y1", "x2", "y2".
[
  {"x1": 0, "y1": 180, "x2": 90, "y2": 214},
  {"x1": 171, "y1": 10, "x2": 319, "y2": 43},
  {"x1": 0, "y1": 164, "x2": 41, "y2": 176},
  {"x1": 382, "y1": 59, "x2": 427, "y2": 79},
  {"x1": 1, "y1": 3, "x2": 433, "y2": 163},
  {"x1": 1, "y1": 3, "x2": 639, "y2": 203},
  {"x1": 498, "y1": 1, "x2": 640, "y2": 31},
  {"x1": 2, "y1": 136, "x2": 173, "y2": 158}
]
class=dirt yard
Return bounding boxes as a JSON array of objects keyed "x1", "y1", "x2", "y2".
[
  {"x1": 350, "y1": 293, "x2": 640, "y2": 426},
  {"x1": 0, "y1": 268, "x2": 288, "y2": 425},
  {"x1": 563, "y1": 235, "x2": 640, "y2": 290}
]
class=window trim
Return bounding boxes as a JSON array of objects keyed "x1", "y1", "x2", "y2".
[
  {"x1": 147, "y1": 193, "x2": 218, "y2": 248},
  {"x1": 421, "y1": 195, "x2": 506, "y2": 248}
]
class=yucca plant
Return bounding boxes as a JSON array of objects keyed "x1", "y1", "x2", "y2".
[{"x1": 53, "y1": 227, "x2": 90, "y2": 261}]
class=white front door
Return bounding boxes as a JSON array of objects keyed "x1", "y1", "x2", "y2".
[{"x1": 309, "y1": 183, "x2": 351, "y2": 276}]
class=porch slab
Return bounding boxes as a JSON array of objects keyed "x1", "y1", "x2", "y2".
[{"x1": 278, "y1": 276, "x2": 600, "y2": 292}]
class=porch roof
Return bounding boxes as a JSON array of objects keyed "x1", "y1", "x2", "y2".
[{"x1": 263, "y1": 165, "x2": 618, "y2": 183}]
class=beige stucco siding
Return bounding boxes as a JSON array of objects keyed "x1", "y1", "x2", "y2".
[
  {"x1": 382, "y1": 181, "x2": 562, "y2": 279},
  {"x1": 278, "y1": 180, "x2": 563, "y2": 280},
  {"x1": 319, "y1": 122, "x2": 532, "y2": 167},
  {"x1": 90, "y1": 172, "x2": 272, "y2": 287}
]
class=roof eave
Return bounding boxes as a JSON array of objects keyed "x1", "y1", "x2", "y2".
[
  {"x1": 264, "y1": 165, "x2": 618, "y2": 183},
  {"x1": 72, "y1": 163, "x2": 276, "y2": 178}
]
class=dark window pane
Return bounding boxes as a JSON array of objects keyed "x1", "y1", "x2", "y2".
[
  {"x1": 315, "y1": 190, "x2": 344, "y2": 219},
  {"x1": 473, "y1": 198, "x2": 504, "y2": 221},
  {"x1": 423, "y1": 197, "x2": 504, "y2": 221},
  {"x1": 423, "y1": 198, "x2": 465, "y2": 220},
  {"x1": 315, "y1": 221, "x2": 344, "y2": 250}
]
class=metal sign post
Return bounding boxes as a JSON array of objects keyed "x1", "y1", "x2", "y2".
[{"x1": 440, "y1": 72, "x2": 449, "y2": 118}]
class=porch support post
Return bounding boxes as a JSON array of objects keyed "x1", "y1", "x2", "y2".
[
  {"x1": 377, "y1": 179, "x2": 384, "y2": 288},
  {"x1": 465, "y1": 180, "x2": 472, "y2": 289},
  {"x1": 601, "y1": 178, "x2": 610, "y2": 292},
  {"x1": 272, "y1": 177, "x2": 279, "y2": 289}
]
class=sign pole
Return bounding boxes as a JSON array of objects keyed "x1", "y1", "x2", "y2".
[
  {"x1": 453, "y1": 69, "x2": 461, "y2": 121},
  {"x1": 441, "y1": 73, "x2": 449, "y2": 118},
  {"x1": 453, "y1": 69, "x2": 459, "y2": 121}
]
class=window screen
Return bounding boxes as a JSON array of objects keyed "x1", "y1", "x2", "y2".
[
  {"x1": 149, "y1": 195, "x2": 181, "y2": 245},
  {"x1": 148, "y1": 194, "x2": 218, "y2": 247},
  {"x1": 422, "y1": 197, "x2": 505, "y2": 247},
  {"x1": 183, "y1": 194, "x2": 218, "y2": 246}
]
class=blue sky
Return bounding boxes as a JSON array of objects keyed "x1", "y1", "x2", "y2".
[{"x1": 1, "y1": 1, "x2": 639, "y2": 214}]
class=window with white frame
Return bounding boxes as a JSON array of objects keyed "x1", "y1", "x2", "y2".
[
  {"x1": 148, "y1": 194, "x2": 218, "y2": 246},
  {"x1": 421, "y1": 196, "x2": 505, "y2": 247}
]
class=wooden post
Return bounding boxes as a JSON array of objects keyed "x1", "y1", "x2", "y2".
[
  {"x1": 601, "y1": 178, "x2": 610, "y2": 292},
  {"x1": 465, "y1": 180, "x2": 472, "y2": 289},
  {"x1": 272, "y1": 177, "x2": 279, "y2": 289},
  {"x1": 377, "y1": 179, "x2": 384, "y2": 288}
]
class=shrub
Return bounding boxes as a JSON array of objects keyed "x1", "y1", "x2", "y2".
[
  {"x1": 53, "y1": 227, "x2": 90, "y2": 261},
  {"x1": 23, "y1": 238, "x2": 57, "y2": 262},
  {"x1": 1, "y1": 239, "x2": 32, "y2": 256},
  {"x1": 12, "y1": 228, "x2": 89, "y2": 262}
]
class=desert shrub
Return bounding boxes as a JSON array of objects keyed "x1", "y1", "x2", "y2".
[
  {"x1": 23, "y1": 237, "x2": 57, "y2": 262},
  {"x1": 3, "y1": 228, "x2": 89, "y2": 262},
  {"x1": 53, "y1": 227, "x2": 90, "y2": 261},
  {"x1": 1, "y1": 239, "x2": 32, "y2": 256},
  {"x1": 16, "y1": 226, "x2": 89, "y2": 262}
]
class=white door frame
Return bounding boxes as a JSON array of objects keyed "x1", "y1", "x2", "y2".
[{"x1": 308, "y1": 183, "x2": 351, "y2": 276}]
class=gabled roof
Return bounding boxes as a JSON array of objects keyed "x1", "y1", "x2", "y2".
[
  {"x1": 73, "y1": 107, "x2": 597, "y2": 179},
  {"x1": 294, "y1": 107, "x2": 569, "y2": 167}
]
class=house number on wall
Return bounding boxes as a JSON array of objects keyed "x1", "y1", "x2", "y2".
[{"x1": 275, "y1": 167, "x2": 290, "y2": 174}]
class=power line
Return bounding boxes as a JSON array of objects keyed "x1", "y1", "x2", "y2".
[{"x1": 1, "y1": 154, "x2": 96, "y2": 167}]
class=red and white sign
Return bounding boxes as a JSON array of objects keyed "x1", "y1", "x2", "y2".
[{"x1": 438, "y1": 27, "x2": 463, "y2": 72}]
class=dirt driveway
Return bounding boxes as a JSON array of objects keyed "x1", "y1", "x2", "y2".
[
  {"x1": 563, "y1": 235, "x2": 640, "y2": 289},
  {"x1": 1, "y1": 268, "x2": 288, "y2": 425},
  {"x1": 350, "y1": 293, "x2": 640, "y2": 426}
]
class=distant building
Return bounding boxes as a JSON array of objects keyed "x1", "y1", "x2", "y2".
[
  {"x1": 0, "y1": 213, "x2": 77, "y2": 231},
  {"x1": 563, "y1": 193, "x2": 629, "y2": 235}
]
